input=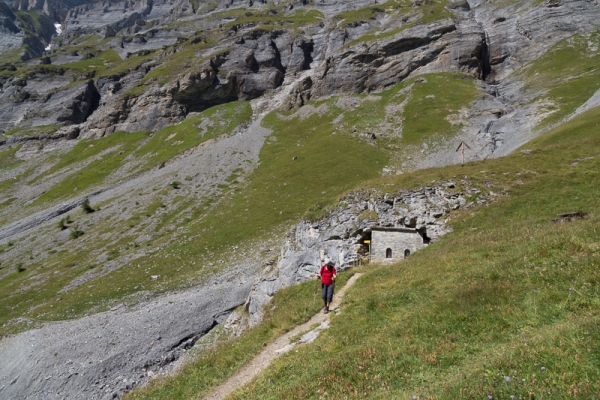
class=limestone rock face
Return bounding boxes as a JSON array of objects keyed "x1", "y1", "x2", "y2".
[
  {"x1": 310, "y1": 20, "x2": 485, "y2": 97},
  {"x1": 0, "y1": 78, "x2": 99, "y2": 130},
  {"x1": 0, "y1": 1, "x2": 55, "y2": 59},
  {"x1": 2, "y1": 0, "x2": 597, "y2": 138},
  {"x1": 467, "y1": 0, "x2": 600, "y2": 82}
]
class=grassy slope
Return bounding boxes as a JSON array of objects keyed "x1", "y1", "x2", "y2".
[
  {"x1": 126, "y1": 104, "x2": 600, "y2": 399},
  {"x1": 0, "y1": 74, "x2": 476, "y2": 333},
  {"x1": 522, "y1": 31, "x2": 600, "y2": 128},
  {"x1": 340, "y1": 0, "x2": 453, "y2": 47},
  {"x1": 230, "y1": 106, "x2": 600, "y2": 399},
  {"x1": 29, "y1": 101, "x2": 252, "y2": 205}
]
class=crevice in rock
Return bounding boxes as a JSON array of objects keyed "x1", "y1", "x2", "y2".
[{"x1": 479, "y1": 29, "x2": 492, "y2": 81}]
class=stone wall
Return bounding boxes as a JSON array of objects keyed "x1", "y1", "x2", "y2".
[{"x1": 370, "y1": 228, "x2": 427, "y2": 264}]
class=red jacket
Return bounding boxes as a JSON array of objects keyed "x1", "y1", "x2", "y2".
[{"x1": 320, "y1": 265, "x2": 337, "y2": 285}]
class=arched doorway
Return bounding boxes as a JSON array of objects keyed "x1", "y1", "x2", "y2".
[
  {"x1": 404, "y1": 249, "x2": 410, "y2": 258},
  {"x1": 386, "y1": 248, "x2": 392, "y2": 258}
]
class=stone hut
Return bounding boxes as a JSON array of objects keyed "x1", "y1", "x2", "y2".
[{"x1": 369, "y1": 227, "x2": 429, "y2": 264}]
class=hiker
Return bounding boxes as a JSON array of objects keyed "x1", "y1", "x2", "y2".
[{"x1": 316, "y1": 260, "x2": 337, "y2": 314}]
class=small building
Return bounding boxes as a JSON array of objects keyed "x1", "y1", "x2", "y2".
[{"x1": 369, "y1": 227, "x2": 429, "y2": 264}]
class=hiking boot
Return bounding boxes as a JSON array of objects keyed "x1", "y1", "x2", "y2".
[{"x1": 324, "y1": 306, "x2": 329, "y2": 314}]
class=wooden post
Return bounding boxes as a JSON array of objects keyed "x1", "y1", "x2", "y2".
[{"x1": 456, "y1": 141, "x2": 471, "y2": 167}]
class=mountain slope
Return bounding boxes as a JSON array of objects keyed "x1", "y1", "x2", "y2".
[
  {"x1": 0, "y1": 0, "x2": 599, "y2": 398},
  {"x1": 128, "y1": 103, "x2": 600, "y2": 400}
]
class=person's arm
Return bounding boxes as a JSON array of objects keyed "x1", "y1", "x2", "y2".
[{"x1": 332, "y1": 267, "x2": 337, "y2": 281}]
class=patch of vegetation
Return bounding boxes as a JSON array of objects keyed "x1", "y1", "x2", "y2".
[
  {"x1": 0, "y1": 146, "x2": 21, "y2": 171},
  {"x1": 338, "y1": 0, "x2": 452, "y2": 46},
  {"x1": 401, "y1": 73, "x2": 478, "y2": 144},
  {"x1": 169, "y1": 181, "x2": 182, "y2": 189},
  {"x1": 338, "y1": 72, "x2": 478, "y2": 166},
  {"x1": 357, "y1": 209, "x2": 378, "y2": 222},
  {"x1": 3, "y1": 124, "x2": 60, "y2": 138},
  {"x1": 31, "y1": 130, "x2": 150, "y2": 206},
  {"x1": 134, "y1": 101, "x2": 252, "y2": 170},
  {"x1": 217, "y1": 8, "x2": 324, "y2": 30},
  {"x1": 333, "y1": 0, "x2": 411, "y2": 26},
  {"x1": 521, "y1": 31, "x2": 600, "y2": 128},
  {"x1": 70, "y1": 226, "x2": 85, "y2": 239},
  {"x1": 81, "y1": 199, "x2": 95, "y2": 213},
  {"x1": 58, "y1": 216, "x2": 70, "y2": 230}
]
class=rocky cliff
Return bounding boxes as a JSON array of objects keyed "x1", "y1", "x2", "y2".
[{"x1": 226, "y1": 179, "x2": 498, "y2": 334}]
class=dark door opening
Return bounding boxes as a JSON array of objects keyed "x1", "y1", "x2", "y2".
[{"x1": 386, "y1": 248, "x2": 392, "y2": 258}]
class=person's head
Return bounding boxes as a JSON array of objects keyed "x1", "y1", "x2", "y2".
[{"x1": 326, "y1": 260, "x2": 335, "y2": 270}]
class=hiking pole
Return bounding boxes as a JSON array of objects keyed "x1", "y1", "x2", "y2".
[{"x1": 313, "y1": 274, "x2": 319, "y2": 307}]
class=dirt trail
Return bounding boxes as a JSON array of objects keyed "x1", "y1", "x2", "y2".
[{"x1": 202, "y1": 272, "x2": 363, "y2": 400}]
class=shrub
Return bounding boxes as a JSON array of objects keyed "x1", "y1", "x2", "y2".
[
  {"x1": 16, "y1": 263, "x2": 25, "y2": 273},
  {"x1": 58, "y1": 218, "x2": 68, "y2": 231},
  {"x1": 81, "y1": 198, "x2": 95, "y2": 213},
  {"x1": 70, "y1": 226, "x2": 85, "y2": 239},
  {"x1": 170, "y1": 181, "x2": 182, "y2": 189}
]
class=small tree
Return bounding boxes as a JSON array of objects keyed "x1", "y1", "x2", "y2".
[
  {"x1": 170, "y1": 181, "x2": 181, "y2": 189},
  {"x1": 81, "y1": 198, "x2": 95, "y2": 213}
]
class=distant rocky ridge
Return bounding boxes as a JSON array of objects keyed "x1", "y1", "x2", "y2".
[{"x1": 1, "y1": 0, "x2": 598, "y2": 158}]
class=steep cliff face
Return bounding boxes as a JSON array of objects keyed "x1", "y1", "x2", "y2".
[{"x1": 1, "y1": 0, "x2": 599, "y2": 144}]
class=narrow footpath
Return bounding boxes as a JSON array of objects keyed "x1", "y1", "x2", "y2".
[{"x1": 202, "y1": 273, "x2": 363, "y2": 400}]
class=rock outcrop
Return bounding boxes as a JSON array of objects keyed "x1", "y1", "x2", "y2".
[
  {"x1": 0, "y1": 78, "x2": 99, "y2": 131},
  {"x1": 226, "y1": 181, "x2": 497, "y2": 334}
]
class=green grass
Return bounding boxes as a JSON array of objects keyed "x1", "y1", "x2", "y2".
[
  {"x1": 333, "y1": 0, "x2": 411, "y2": 27},
  {"x1": 522, "y1": 31, "x2": 600, "y2": 128},
  {"x1": 3, "y1": 124, "x2": 60, "y2": 138},
  {"x1": 29, "y1": 101, "x2": 252, "y2": 207},
  {"x1": 31, "y1": 130, "x2": 150, "y2": 205},
  {"x1": 217, "y1": 8, "x2": 324, "y2": 30},
  {"x1": 402, "y1": 73, "x2": 477, "y2": 144},
  {"x1": 0, "y1": 146, "x2": 21, "y2": 171},
  {"x1": 225, "y1": 106, "x2": 600, "y2": 399},
  {"x1": 10, "y1": 97, "x2": 387, "y2": 329},
  {"x1": 124, "y1": 103, "x2": 600, "y2": 399},
  {"x1": 134, "y1": 101, "x2": 252, "y2": 170},
  {"x1": 124, "y1": 270, "x2": 355, "y2": 400},
  {"x1": 336, "y1": 73, "x2": 478, "y2": 165},
  {"x1": 340, "y1": 0, "x2": 452, "y2": 46}
]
